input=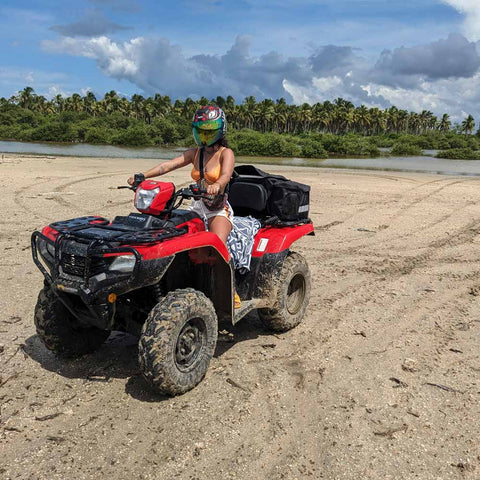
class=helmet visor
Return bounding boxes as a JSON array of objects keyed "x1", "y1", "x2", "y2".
[{"x1": 193, "y1": 127, "x2": 222, "y2": 146}]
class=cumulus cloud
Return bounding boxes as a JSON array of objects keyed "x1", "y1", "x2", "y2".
[
  {"x1": 50, "y1": 10, "x2": 131, "y2": 37},
  {"x1": 41, "y1": 32, "x2": 480, "y2": 119},
  {"x1": 42, "y1": 35, "x2": 314, "y2": 100},
  {"x1": 441, "y1": 0, "x2": 480, "y2": 40},
  {"x1": 374, "y1": 33, "x2": 480, "y2": 83},
  {"x1": 309, "y1": 45, "x2": 359, "y2": 75}
]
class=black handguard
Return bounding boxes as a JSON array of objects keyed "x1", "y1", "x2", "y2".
[{"x1": 133, "y1": 173, "x2": 146, "y2": 188}]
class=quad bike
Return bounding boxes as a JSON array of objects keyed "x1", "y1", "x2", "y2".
[{"x1": 31, "y1": 170, "x2": 314, "y2": 395}]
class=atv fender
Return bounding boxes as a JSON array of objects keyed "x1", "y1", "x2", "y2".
[
  {"x1": 136, "y1": 232, "x2": 230, "y2": 262},
  {"x1": 252, "y1": 223, "x2": 314, "y2": 257},
  {"x1": 139, "y1": 239, "x2": 234, "y2": 324}
]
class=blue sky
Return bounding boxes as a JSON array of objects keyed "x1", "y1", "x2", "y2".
[{"x1": 1, "y1": 0, "x2": 480, "y2": 120}]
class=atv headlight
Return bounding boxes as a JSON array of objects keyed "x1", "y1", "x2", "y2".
[
  {"x1": 135, "y1": 188, "x2": 159, "y2": 210},
  {"x1": 108, "y1": 255, "x2": 136, "y2": 273}
]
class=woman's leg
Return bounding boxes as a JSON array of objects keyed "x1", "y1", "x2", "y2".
[
  {"x1": 189, "y1": 213, "x2": 232, "y2": 264},
  {"x1": 209, "y1": 215, "x2": 241, "y2": 307},
  {"x1": 208, "y1": 215, "x2": 232, "y2": 245}
]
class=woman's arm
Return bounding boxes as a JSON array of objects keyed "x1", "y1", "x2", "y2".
[
  {"x1": 206, "y1": 148, "x2": 235, "y2": 195},
  {"x1": 128, "y1": 149, "x2": 195, "y2": 185}
]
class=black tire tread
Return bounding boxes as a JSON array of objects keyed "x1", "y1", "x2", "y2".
[
  {"x1": 138, "y1": 288, "x2": 217, "y2": 396},
  {"x1": 34, "y1": 287, "x2": 110, "y2": 358},
  {"x1": 258, "y1": 251, "x2": 311, "y2": 332}
]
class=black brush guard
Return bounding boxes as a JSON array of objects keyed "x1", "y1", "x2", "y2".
[{"x1": 31, "y1": 216, "x2": 180, "y2": 329}]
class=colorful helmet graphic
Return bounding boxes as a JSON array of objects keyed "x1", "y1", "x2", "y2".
[{"x1": 192, "y1": 105, "x2": 227, "y2": 147}]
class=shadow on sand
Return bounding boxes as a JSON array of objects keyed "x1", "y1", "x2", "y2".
[{"x1": 24, "y1": 310, "x2": 273, "y2": 402}]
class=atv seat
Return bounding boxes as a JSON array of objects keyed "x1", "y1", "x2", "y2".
[{"x1": 228, "y1": 180, "x2": 268, "y2": 218}]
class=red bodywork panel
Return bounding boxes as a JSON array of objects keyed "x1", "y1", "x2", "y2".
[
  {"x1": 135, "y1": 181, "x2": 175, "y2": 216},
  {"x1": 135, "y1": 231, "x2": 230, "y2": 262},
  {"x1": 41, "y1": 216, "x2": 109, "y2": 242},
  {"x1": 42, "y1": 225, "x2": 59, "y2": 241},
  {"x1": 251, "y1": 223, "x2": 314, "y2": 257},
  {"x1": 41, "y1": 214, "x2": 314, "y2": 263}
]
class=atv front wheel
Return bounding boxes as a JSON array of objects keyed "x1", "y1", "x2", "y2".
[
  {"x1": 259, "y1": 251, "x2": 311, "y2": 332},
  {"x1": 138, "y1": 288, "x2": 218, "y2": 396},
  {"x1": 34, "y1": 286, "x2": 110, "y2": 358}
]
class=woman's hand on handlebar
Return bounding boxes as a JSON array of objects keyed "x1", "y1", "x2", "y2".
[
  {"x1": 206, "y1": 182, "x2": 221, "y2": 196},
  {"x1": 127, "y1": 173, "x2": 146, "y2": 187}
]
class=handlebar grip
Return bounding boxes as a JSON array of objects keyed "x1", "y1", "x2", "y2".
[{"x1": 134, "y1": 173, "x2": 146, "y2": 184}]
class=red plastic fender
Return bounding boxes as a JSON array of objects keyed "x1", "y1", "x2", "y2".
[
  {"x1": 251, "y1": 223, "x2": 314, "y2": 257},
  {"x1": 135, "y1": 231, "x2": 230, "y2": 262}
]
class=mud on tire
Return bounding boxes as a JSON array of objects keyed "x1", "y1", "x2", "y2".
[
  {"x1": 138, "y1": 288, "x2": 218, "y2": 396},
  {"x1": 259, "y1": 251, "x2": 311, "y2": 332},
  {"x1": 34, "y1": 286, "x2": 110, "y2": 358}
]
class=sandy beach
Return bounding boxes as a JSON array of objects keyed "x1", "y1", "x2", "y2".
[{"x1": 1, "y1": 153, "x2": 480, "y2": 479}]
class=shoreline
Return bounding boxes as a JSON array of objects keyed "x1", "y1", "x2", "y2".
[{"x1": 4, "y1": 150, "x2": 480, "y2": 178}]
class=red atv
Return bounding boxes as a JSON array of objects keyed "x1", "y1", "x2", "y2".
[{"x1": 31, "y1": 167, "x2": 314, "y2": 395}]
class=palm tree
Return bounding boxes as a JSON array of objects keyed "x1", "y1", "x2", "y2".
[
  {"x1": 53, "y1": 94, "x2": 65, "y2": 113},
  {"x1": 83, "y1": 91, "x2": 97, "y2": 115},
  {"x1": 65, "y1": 93, "x2": 83, "y2": 112},
  {"x1": 104, "y1": 90, "x2": 120, "y2": 113},
  {"x1": 439, "y1": 114, "x2": 451, "y2": 132},
  {"x1": 17, "y1": 86, "x2": 35, "y2": 109},
  {"x1": 131, "y1": 94, "x2": 145, "y2": 120},
  {"x1": 461, "y1": 115, "x2": 475, "y2": 134}
]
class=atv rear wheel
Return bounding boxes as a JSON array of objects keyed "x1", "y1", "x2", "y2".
[
  {"x1": 34, "y1": 286, "x2": 110, "y2": 358},
  {"x1": 138, "y1": 288, "x2": 218, "y2": 396},
  {"x1": 259, "y1": 251, "x2": 311, "y2": 332}
]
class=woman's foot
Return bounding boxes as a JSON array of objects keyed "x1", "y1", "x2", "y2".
[{"x1": 234, "y1": 291, "x2": 242, "y2": 309}]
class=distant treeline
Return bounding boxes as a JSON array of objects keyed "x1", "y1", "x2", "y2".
[{"x1": 1, "y1": 87, "x2": 480, "y2": 159}]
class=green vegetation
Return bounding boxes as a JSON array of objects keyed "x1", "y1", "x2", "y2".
[
  {"x1": 390, "y1": 141, "x2": 423, "y2": 156},
  {"x1": 436, "y1": 148, "x2": 480, "y2": 160},
  {"x1": 1, "y1": 86, "x2": 480, "y2": 159}
]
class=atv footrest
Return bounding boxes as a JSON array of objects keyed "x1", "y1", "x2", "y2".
[{"x1": 233, "y1": 298, "x2": 271, "y2": 324}]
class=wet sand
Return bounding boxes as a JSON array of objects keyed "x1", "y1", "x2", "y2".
[{"x1": 1, "y1": 153, "x2": 480, "y2": 479}]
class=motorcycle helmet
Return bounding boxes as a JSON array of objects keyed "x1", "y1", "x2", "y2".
[{"x1": 192, "y1": 105, "x2": 226, "y2": 147}]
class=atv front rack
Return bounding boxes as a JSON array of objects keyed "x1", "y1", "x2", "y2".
[{"x1": 49, "y1": 216, "x2": 188, "y2": 245}]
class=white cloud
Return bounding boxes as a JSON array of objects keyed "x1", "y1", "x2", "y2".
[
  {"x1": 40, "y1": 32, "x2": 480, "y2": 120},
  {"x1": 441, "y1": 0, "x2": 480, "y2": 40}
]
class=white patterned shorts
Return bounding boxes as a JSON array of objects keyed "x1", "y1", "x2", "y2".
[{"x1": 188, "y1": 199, "x2": 234, "y2": 228}]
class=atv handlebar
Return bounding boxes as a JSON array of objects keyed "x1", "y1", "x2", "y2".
[
  {"x1": 118, "y1": 173, "x2": 146, "y2": 191},
  {"x1": 180, "y1": 184, "x2": 210, "y2": 200},
  {"x1": 117, "y1": 181, "x2": 211, "y2": 212}
]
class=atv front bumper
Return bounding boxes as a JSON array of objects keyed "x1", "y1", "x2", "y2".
[{"x1": 32, "y1": 231, "x2": 174, "y2": 330}]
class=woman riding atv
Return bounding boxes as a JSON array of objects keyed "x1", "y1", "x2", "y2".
[{"x1": 127, "y1": 105, "x2": 241, "y2": 306}]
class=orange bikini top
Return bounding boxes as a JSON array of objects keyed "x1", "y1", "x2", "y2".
[{"x1": 191, "y1": 147, "x2": 225, "y2": 184}]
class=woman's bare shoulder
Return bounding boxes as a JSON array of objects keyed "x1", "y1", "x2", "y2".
[
  {"x1": 183, "y1": 147, "x2": 197, "y2": 162},
  {"x1": 221, "y1": 147, "x2": 235, "y2": 158}
]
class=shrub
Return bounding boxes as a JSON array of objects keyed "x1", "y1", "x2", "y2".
[
  {"x1": 436, "y1": 148, "x2": 480, "y2": 160},
  {"x1": 446, "y1": 136, "x2": 468, "y2": 149},
  {"x1": 229, "y1": 130, "x2": 300, "y2": 156},
  {"x1": 299, "y1": 138, "x2": 327, "y2": 158},
  {"x1": 151, "y1": 118, "x2": 181, "y2": 144},
  {"x1": 29, "y1": 122, "x2": 76, "y2": 142},
  {"x1": 84, "y1": 127, "x2": 111, "y2": 144},
  {"x1": 390, "y1": 142, "x2": 423, "y2": 156},
  {"x1": 112, "y1": 125, "x2": 152, "y2": 146}
]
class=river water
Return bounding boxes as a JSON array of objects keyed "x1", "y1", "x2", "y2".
[{"x1": 2, "y1": 140, "x2": 480, "y2": 176}]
